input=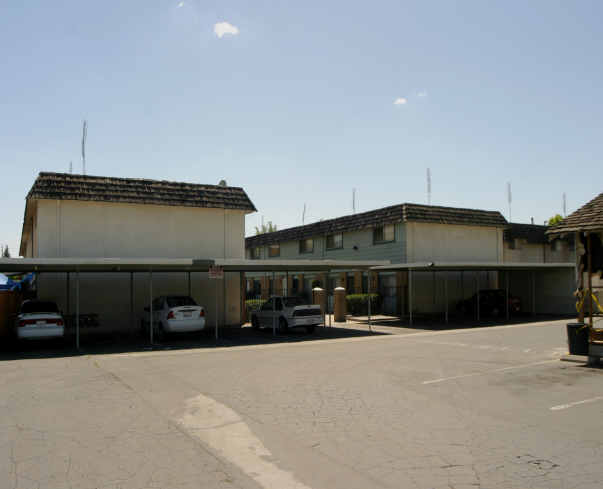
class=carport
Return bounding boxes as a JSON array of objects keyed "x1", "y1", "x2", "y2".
[
  {"x1": 0, "y1": 257, "x2": 389, "y2": 348},
  {"x1": 205, "y1": 258, "x2": 390, "y2": 334},
  {"x1": 370, "y1": 262, "x2": 575, "y2": 325}
]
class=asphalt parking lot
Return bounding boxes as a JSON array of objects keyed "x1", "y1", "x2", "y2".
[{"x1": 1, "y1": 318, "x2": 602, "y2": 489}]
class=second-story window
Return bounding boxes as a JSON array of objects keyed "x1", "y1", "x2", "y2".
[
  {"x1": 268, "y1": 244, "x2": 280, "y2": 257},
  {"x1": 299, "y1": 238, "x2": 314, "y2": 254},
  {"x1": 326, "y1": 233, "x2": 343, "y2": 250},
  {"x1": 373, "y1": 224, "x2": 395, "y2": 244},
  {"x1": 251, "y1": 247, "x2": 261, "y2": 259}
]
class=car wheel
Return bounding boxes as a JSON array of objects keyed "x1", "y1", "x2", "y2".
[
  {"x1": 306, "y1": 325, "x2": 316, "y2": 334},
  {"x1": 251, "y1": 316, "x2": 260, "y2": 330},
  {"x1": 278, "y1": 317, "x2": 288, "y2": 333}
]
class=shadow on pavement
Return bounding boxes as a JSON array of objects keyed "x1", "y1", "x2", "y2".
[
  {"x1": 349, "y1": 314, "x2": 574, "y2": 331},
  {"x1": 0, "y1": 324, "x2": 387, "y2": 361}
]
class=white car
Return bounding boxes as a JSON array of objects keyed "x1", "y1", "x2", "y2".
[
  {"x1": 142, "y1": 295, "x2": 205, "y2": 340},
  {"x1": 250, "y1": 296, "x2": 322, "y2": 334},
  {"x1": 15, "y1": 300, "x2": 65, "y2": 340}
]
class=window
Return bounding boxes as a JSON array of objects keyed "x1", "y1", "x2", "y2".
[
  {"x1": 166, "y1": 296, "x2": 197, "y2": 308},
  {"x1": 20, "y1": 301, "x2": 59, "y2": 314},
  {"x1": 326, "y1": 233, "x2": 343, "y2": 250},
  {"x1": 373, "y1": 224, "x2": 395, "y2": 244},
  {"x1": 299, "y1": 238, "x2": 314, "y2": 254},
  {"x1": 268, "y1": 244, "x2": 280, "y2": 257},
  {"x1": 251, "y1": 247, "x2": 261, "y2": 259},
  {"x1": 284, "y1": 296, "x2": 307, "y2": 307}
]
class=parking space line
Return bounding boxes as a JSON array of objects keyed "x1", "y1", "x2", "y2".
[
  {"x1": 550, "y1": 396, "x2": 603, "y2": 411},
  {"x1": 422, "y1": 359, "x2": 559, "y2": 385}
]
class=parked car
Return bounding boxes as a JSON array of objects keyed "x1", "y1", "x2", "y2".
[
  {"x1": 457, "y1": 289, "x2": 521, "y2": 317},
  {"x1": 14, "y1": 300, "x2": 65, "y2": 340},
  {"x1": 142, "y1": 296, "x2": 205, "y2": 340},
  {"x1": 250, "y1": 296, "x2": 322, "y2": 334}
]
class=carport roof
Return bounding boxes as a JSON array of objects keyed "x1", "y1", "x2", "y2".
[
  {"x1": 0, "y1": 258, "x2": 389, "y2": 273},
  {"x1": 209, "y1": 258, "x2": 389, "y2": 271},
  {"x1": 370, "y1": 262, "x2": 575, "y2": 272}
]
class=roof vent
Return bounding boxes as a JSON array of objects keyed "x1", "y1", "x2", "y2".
[{"x1": 218, "y1": 179, "x2": 227, "y2": 187}]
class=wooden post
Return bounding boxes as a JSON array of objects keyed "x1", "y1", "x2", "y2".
[{"x1": 588, "y1": 233, "x2": 593, "y2": 329}]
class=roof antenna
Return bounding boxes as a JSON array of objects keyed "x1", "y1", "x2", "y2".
[
  {"x1": 352, "y1": 188, "x2": 356, "y2": 214},
  {"x1": 563, "y1": 192, "x2": 567, "y2": 217},
  {"x1": 302, "y1": 203, "x2": 306, "y2": 225},
  {"x1": 507, "y1": 182, "x2": 512, "y2": 222},
  {"x1": 427, "y1": 168, "x2": 432, "y2": 205},
  {"x1": 69, "y1": 161, "x2": 73, "y2": 174},
  {"x1": 81, "y1": 120, "x2": 88, "y2": 175}
]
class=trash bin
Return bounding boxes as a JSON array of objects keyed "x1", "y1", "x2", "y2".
[{"x1": 567, "y1": 322, "x2": 589, "y2": 356}]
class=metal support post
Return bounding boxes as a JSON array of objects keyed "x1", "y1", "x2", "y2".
[
  {"x1": 130, "y1": 272, "x2": 134, "y2": 331},
  {"x1": 444, "y1": 273, "x2": 448, "y2": 324},
  {"x1": 272, "y1": 271, "x2": 276, "y2": 336},
  {"x1": 409, "y1": 270, "x2": 413, "y2": 326},
  {"x1": 187, "y1": 271, "x2": 191, "y2": 297},
  {"x1": 367, "y1": 278, "x2": 372, "y2": 333},
  {"x1": 505, "y1": 271, "x2": 510, "y2": 321},
  {"x1": 215, "y1": 279, "x2": 219, "y2": 340},
  {"x1": 75, "y1": 271, "x2": 80, "y2": 350},
  {"x1": 532, "y1": 271, "x2": 536, "y2": 317},
  {"x1": 329, "y1": 269, "x2": 332, "y2": 327},
  {"x1": 149, "y1": 270, "x2": 153, "y2": 345},
  {"x1": 461, "y1": 271, "x2": 464, "y2": 303},
  {"x1": 476, "y1": 272, "x2": 480, "y2": 322},
  {"x1": 66, "y1": 272, "x2": 70, "y2": 315},
  {"x1": 223, "y1": 272, "x2": 227, "y2": 328}
]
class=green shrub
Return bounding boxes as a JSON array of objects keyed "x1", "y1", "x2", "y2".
[
  {"x1": 345, "y1": 293, "x2": 381, "y2": 316},
  {"x1": 245, "y1": 299, "x2": 266, "y2": 312}
]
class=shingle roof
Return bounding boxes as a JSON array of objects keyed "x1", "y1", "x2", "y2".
[
  {"x1": 26, "y1": 172, "x2": 257, "y2": 212},
  {"x1": 504, "y1": 223, "x2": 548, "y2": 244},
  {"x1": 246, "y1": 203, "x2": 507, "y2": 247},
  {"x1": 546, "y1": 192, "x2": 603, "y2": 235}
]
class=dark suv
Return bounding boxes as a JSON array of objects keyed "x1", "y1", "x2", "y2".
[{"x1": 457, "y1": 289, "x2": 521, "y2": 317}]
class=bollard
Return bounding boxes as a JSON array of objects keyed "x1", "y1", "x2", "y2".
[
  {"x1": 334, "y1": 287, "x2": 347, "y2": 322},
  {"x1": 312, "y1": 287, "x2": 326, "y2": 325}
]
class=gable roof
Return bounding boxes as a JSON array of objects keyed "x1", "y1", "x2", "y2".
[
  {"x1": 246, "y1": 203, "x2": 507, "y2": 248},
  {"x1": 26, "y1": 172, "x2": 257, "y2": 212},
  {"x1": 546, "y1": 192, "x2": 603, "y2": 235},
  {"x1": 504, "y1": 223, "x2": 548, "y2": 244}
]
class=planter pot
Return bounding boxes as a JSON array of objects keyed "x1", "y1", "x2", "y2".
[{"x1": 567, "y1": 322, "x2": 589, "y2": 356}]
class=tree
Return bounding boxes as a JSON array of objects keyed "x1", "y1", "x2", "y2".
[
  {"x1": 1, "y1": 245, "x2": 10, "y2": 258},
  {"x1": 547, "y1": 214, "x2": 563, "y2": 226},
  {"x1": 254, "y1": 221, "x2": 277, "y2": 235}
]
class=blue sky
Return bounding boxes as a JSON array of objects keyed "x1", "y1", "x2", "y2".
[{"x1": 1, "y1": 1, "x2": 602, "y2": 255}]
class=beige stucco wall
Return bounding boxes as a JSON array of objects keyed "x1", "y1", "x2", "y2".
[
  {"x1": 34, "y1": 199, "x2": 244, "y2": 259},
  {"x1": 31, "y1": 199, "x2": 247, "y2": 329},
  {"x1": 405, "y1": 222, "x2": 503, "y2": 263},
  {"x1": 503, "y1": 240, "x2": 573, "y2": 263}
]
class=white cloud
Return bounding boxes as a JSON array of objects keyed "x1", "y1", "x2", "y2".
[
  {"x1": 393, "y1": 97, "x2": 407, "y2": 105},
  {"x1": 417, "y1": 90, "x2": 427, "y2": 97},
  {"x1": 177, "y1": 1, "x2": 184, "y2": 7},
  {"x1": 214, "y1": 21, "x2": 239, "y2": 38}
]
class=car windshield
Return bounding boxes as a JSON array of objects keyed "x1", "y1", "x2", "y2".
[
  {"x1": 166, "y1": 296, "x2": 197, "y2": 308},
  {"x1": 20, "y1": 301, "x2": 59, "y2": 314},
  {"x1": 283, "y1": 297, "x2": 307, "y2": 307}
]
